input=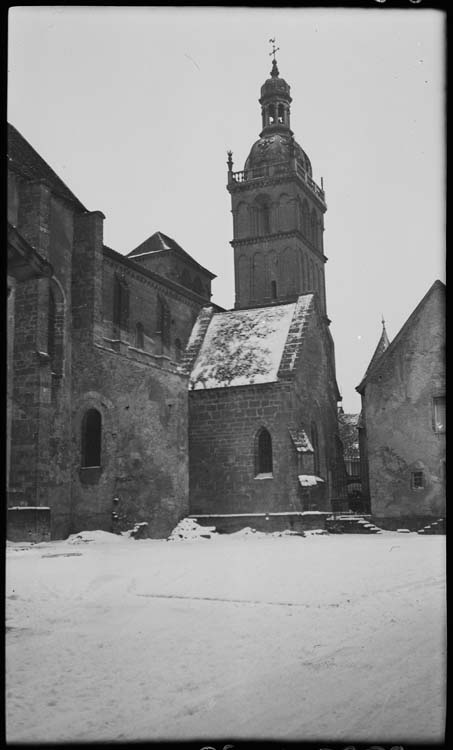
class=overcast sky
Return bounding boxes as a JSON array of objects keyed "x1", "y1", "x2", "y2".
[{"x1": 8, "y1": 6, "x2": 445, "y2": 412}]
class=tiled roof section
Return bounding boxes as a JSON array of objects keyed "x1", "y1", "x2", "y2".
[
  {"x1": 7, "y1": 123, "x2": 87, "y2": 212},
  {"x1": 277, "y1": 294, "x2": 315, "y2": 378},
  {"x1": 127, "y1": 231, "x2": 216, "y2": 279},
  {"x1": 288, "y1": 428, "x2": 313, "y2": 453},
  {"x1": 189, "y1": 302, "x2": 297, "y2": 390}
]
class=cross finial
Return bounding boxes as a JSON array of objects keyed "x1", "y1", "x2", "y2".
[{"x1": 269, "y1": 38, "x2": 280, "y2": 61}]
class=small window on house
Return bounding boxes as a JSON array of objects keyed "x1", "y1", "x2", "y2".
[
  {"x1": 433, "y1": 396, "x2": 445, "y2": 433},
  {"x1": 271, "y1": 280, "x2": 277, "y2": 300},
  {"x1": 135, "y1": 322, "x2": 144, "y2": 349},
  {"x1": 255, "y1": 427, "x2": 273, "y2": 475},
  {"x1": 81, "y1": 409, "x2": 102, "y2": 467},
  {"x1": 411, "y1": 471, "x2": 424, "y2": 490}
]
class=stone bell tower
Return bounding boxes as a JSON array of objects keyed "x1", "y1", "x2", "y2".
[{"x1": 227, "y1": 49, "x2": 328, "y2": 316}]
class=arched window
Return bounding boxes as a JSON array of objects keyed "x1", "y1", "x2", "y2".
[
  {"x1": 157, "y1": 295, "x2": 171, "y2": 346},
  {"x1": 175, "y1": 338, "x2": 182, "y2": 362},
  {"x1": 113, "y1": 274, "x2": 129, "y2": 334},
  {"x1": 135, "y1": 322, "x2": 144, "y2": 349},
  {"x1": 302, "y1": 201, "x2": 310, "y2": 237},
  {"x1": 311, "y1": 422, "x2": 320, "y2": 475},
  {"x1": 271, "y1": 280, "x2": 277, "y2": 300},
  {"x1": 47, "y1": 279, "x2": 64, "y2": 385},
  {"x1": 255, "y1": 427, "x2": 273, "y2": 475},
  {"x1": 310, "y1": 209, "x2": 317, "y2": 245},
  {"x1": 81, "y1": 409, "x2": 102, "y2": 467}
]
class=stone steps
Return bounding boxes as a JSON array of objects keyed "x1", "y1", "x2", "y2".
[
  {"x1": 417, "y1": 518, "x2": 445, "y2": 535},
  {"x1": 325, "y1": 515, "x2": 382, "y2": 534}
]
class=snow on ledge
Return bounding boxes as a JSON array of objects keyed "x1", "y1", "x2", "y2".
[{"x1": 298, "y1": 475, "x2": 325, "y2": 487}]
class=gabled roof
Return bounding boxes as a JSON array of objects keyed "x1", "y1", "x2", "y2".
[
  {"x1": 356, "y1": 280, "x2": 445, "y2": 394},
  {"x1": 7, "y1": 123, "x2": 87, "y2": 212},
  {"x1": 127, "y1": 231, "x2": 216, "y2": 279},
  {"x1": 188, "y1": 295, "x2": 315, "y2": 390}
]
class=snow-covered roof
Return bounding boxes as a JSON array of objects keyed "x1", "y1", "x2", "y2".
[{"x1": 189, "y1": 302, "x2": 298, "y2": 389}]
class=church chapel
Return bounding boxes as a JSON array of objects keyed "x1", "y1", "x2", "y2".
[{"x1": 185, "y1": 54, "x2": 345, "y2": 521}]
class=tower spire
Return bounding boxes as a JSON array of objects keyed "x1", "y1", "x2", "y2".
[{"x1": 269, "y1": 37, "x2": 280, "y2": 77}]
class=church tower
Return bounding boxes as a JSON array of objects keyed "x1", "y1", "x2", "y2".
[{"x1": 227, "y1": 50, "x2": 328, "y2": 316}]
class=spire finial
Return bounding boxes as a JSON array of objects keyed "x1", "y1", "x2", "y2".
[
  {"x1": 269, "y1": 38, "x2": 280, "y2": 76},
  {"x1": 381, "y1": 313, "x2": 386, "y2": 329}
]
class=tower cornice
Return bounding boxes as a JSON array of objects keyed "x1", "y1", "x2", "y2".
[
  {"x1": 230, "y1": 229, "x2": 328, "y2": 264},
  {"x1": 227, "y1": 165, "x2": 326, "y2": 211}
]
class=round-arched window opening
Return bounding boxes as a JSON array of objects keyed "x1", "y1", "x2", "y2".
[
  {"x1": 81, "y1": 409, "x2": 102, "y2": 467},
  {"x1": 255, "y1": 427, "x2": 273, "y2": 476}
]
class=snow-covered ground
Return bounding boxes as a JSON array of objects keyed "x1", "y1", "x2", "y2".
[{"x1": 6, "y1": 528, "x2": 446, "y2": 744}]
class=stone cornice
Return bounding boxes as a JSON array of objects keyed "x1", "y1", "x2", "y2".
[
  {"x1": 227, "y1": 172, "x2": 327, "y2": 211},
  {"x1": 230, "y1": 230, "x2": 327, "y2": 264}
]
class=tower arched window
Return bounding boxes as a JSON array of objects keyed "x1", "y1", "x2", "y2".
[
  {"x1": 255, "y1": 427, "x2": 273, "y2": 475},
  {"x1": 310, "y1": 209, "x2": 317, "y2": 245},
  {"x1": 135, "y1": 322, "x2": 144, "y2": 349},
  {"x1": 175, "y1": 338, "x2": 182, "y2": 362},
  {"x1": 277, "y1": 103, "x2": 285, "y2": 124},
  {"x1": 81, "y1": 409, "x2": 102, "y2": 467},
  {"x1": 271, "y1": 280, "x2": 277, "y2": 300},
  {"x1": 302, "y1": 201, "x2": 310, "y2": 237}
]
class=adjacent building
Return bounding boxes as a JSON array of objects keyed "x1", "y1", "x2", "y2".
[{"x1": 356, "y1": 281, "x2": 445, "y2": 529}]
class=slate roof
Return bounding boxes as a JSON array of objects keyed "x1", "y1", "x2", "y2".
[
  {"x1": 188, "y1": 295, "x2": 314, "y2": 390},
  {"x1": 127, "y1": 231, "x2": 216, "y2": 279},
  {"x1": 7, "y1": 123, "x2": 87, "y2": 212}
]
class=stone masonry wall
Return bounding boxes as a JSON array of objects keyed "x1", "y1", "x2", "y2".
[
  {"x1": 71, "y1": 341, "x2": 189, "y2": 539},
  {"x1": 364, "y1": 285, "x2": 445, "y2": 520},
  {"x1": 189, "y1": 382, "x2": 301, "y2": 514},
  {"x1": 102, "y1": 255, "x2": 202, "y2": 361}
]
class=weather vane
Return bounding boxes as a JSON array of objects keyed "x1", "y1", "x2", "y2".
[{"x1": 269, "y1": 38, "x2": 280, "y2": 61}]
